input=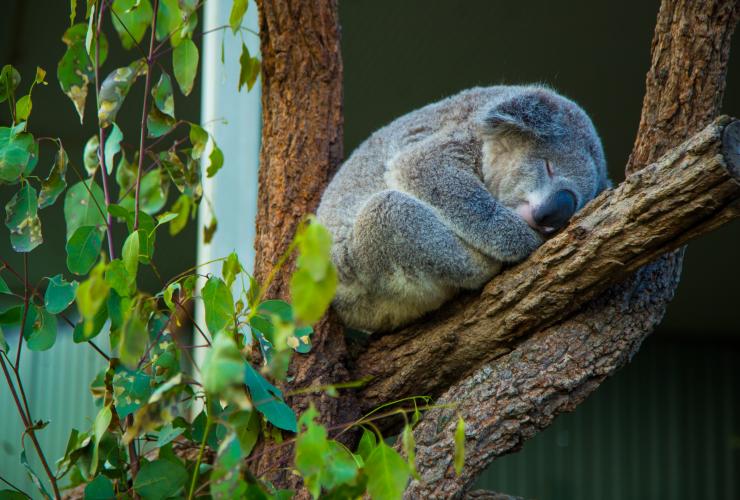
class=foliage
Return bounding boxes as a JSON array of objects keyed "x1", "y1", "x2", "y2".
[{"x1": 0, "y1": 2, "x2": 466, "y2": 499}]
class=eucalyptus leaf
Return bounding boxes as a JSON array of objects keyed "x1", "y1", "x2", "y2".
[
  {"x1": 111, "y1": 0, "x2": 153, "y2": 50},
  {"x1": 454, "y1": 416, "x2": 465, "y2": 475},
  {"x1": 202, "y1": 334, "x2": 245, "y2": 395},
  {"x1": 229, "y1": 0, "x2": 248, "y2": 33},
  {"x1": 22, "y1": 305, "x2": 57, "y2": 351},
  {"x1": 66, "y1": 225, "x2": 103, "y2": 275},
  {"x1": 57, "y1": 24, "x2": 108, "y2": 122},
  {"x1": 83, "y1": 134, "x2": 99, "y2": 175},
  {"x1": 45, "y1": 274, "x2": 79, "y2": 314},
  {"x1": 104, "y1": 123, "x2": 122, "y2": 174},
  {"x1": 0, "y1": 64, "x2": 21, "y2": 104},
  {"x1": 202, "y1": 276, "x2": 234, "y2": 336},
  {"x1": 0, "y1": 125, "x2": 35, "y2": 183},
  {"x1": 244, "y1": 363, "x2": 297, "y2": 432},
  {"x1": 172, "y1": 38, "x2": 198, "y2": 96},
  {"x1": 64, "y1": 180, "x2": 107, "y2": 239},
  {"x1": 206, "y1": 142, "x2": 223, "y2": 178},
  {"x1": 133, "y1": 458, "x2": 187, "y2": 500},
  {"x1": 152, "y1": 72, "x2": 174, "y2": 117},
  {"x1": 364, "y1": 442, "x2": 410, "y2": 500},
  {"x1": 119, "y1": 304, "x2": 147, "y2": 368},
  {"x1": 98, "y1": 59, "x2": 146, "y2": 128},
  {"x1": 238, "y1": 43, "x2": 260, "y2": 92},
  {"x1": 4, "y1": 183, "x2": 43, "y2": 252},
  {"x1": 38, "y1": 145, "x2": 69, "y2": 208}
]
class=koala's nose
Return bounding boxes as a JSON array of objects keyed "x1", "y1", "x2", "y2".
[{"x1": 532, "y1": 189, "x2": 576, "y2": 232}]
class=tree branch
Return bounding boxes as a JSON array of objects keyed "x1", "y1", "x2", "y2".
[
  {"x1": 353, "y1": 116, "x2": 740, "y2": 412},
  {"x1": 394, "y1": 0, "x2": 739, "y2": 496}
]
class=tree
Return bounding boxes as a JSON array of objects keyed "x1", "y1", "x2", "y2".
[{"x1": 251, "y1": 0, "x2": 739, "y2": 496}]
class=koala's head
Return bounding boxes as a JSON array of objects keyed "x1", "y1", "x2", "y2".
[{"x1": 478, "y1": 87, "x2": 609, "y2": 235}]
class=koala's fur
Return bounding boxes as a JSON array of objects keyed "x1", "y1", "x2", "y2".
[{"x1": 317, "y1": 85, "x2": 609, "y2": 332}]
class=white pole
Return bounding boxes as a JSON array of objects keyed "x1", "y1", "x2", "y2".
[{"x1": 195, "y1": 0, "x2": 261, "y2": 364}]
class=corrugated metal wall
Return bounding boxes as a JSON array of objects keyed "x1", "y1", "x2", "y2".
[
  {"x1": 475, "y1": 335, "x2": 739, "y2": 500},
  {"x1": 0, "y1": 326, "x2": 105, "y2": 495}
]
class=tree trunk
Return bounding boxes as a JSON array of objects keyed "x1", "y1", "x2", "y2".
[{"x1": 252, "y1": 0, "x2": 360, "y2": 487}]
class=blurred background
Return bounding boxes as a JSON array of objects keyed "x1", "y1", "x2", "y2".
[{"x1": 1, "y1": 1, "x2": 738, "y2": 498}]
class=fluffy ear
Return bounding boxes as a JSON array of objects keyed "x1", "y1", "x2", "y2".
[{"x1": 480, "y1": 88, "x2": 565, "y2": 140}]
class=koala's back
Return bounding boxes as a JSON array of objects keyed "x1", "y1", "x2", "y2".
[{"x1": 318, "y1": 86, "x2": 514, "y2": 247}]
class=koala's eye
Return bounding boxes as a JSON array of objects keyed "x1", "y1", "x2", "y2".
[{"x1": 545, "y1": 159, "x2": 554, "y2": 178}]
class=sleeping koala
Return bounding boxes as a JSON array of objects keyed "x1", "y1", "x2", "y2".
[{"x1": 317, "y1": 85, "x2": 609, "y2": 332}]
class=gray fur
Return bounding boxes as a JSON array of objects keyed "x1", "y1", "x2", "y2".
[{"x1": 317, "y1": 85, "x2": 609, "y2": 332}]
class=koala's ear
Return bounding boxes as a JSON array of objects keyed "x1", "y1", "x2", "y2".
[{"x1": 480, "y1": 89, "x2": 563, "y2": 140}]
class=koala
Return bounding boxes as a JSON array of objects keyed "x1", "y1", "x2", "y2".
[{"x1": 317, "y1": 85, "x2": 609, "y2": 332}]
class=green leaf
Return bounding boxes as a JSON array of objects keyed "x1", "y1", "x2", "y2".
[
  {"x1": 202, "y1": 334, "x2": 245, "y2": 394},
  {"x1": 169, "y1": 194, "x2": 190, "y2": 236},
  {"x1": 90, "y1": 405, "x2": 112, "y2": 474},
  {"x1": 202, "y1": 276, "x2": 234, "y2": 336},
  {"x1": 228, "y1": 410, "x2": 259, "y2": 457},
  {"x1": 222, "y1": 252, "x2": 242, "y2": 288},
  {"x1": 356, "y1": 428, "x2": 377, "y2": 462},
  {"x1": 229, "y1": 0, "x2": 248, "y2": 33},
  {"x1": 45, "y1": 274, "x2": 78, "y2": 313},
  {"x1": 146, "y1": 105, "x2": 176, "y2": 138},
  {"x1": 0, "y1": 276, "x2": 9, "y2": 295},
  {"x1": 105, "y1": 259, "x2": 132, "y2": 296},
  {"x1": 112, "y1": 366, "x2": 152, "y2": 418},
  {"x1": 16, "y1": 94, "x2": 32, "y2": 121},
  {"x1": 152, "y1": 71, "x2": 174, "y2": 117},
  {"x1": 206, "y1": 142, "x2": 223, "y2": 178},
  {"x1": 133, "y1": 459, "x2": 187, "y2": 500},
  {"x1": 38, "y1": 145, "x2": 69, "y2": 208},
  {"x1": 290, "y1": 220, "x2": 337, "y2": 324},
  {"x1": 0, "y1": 65, "x2": 21, "y2": 104},
  {"x1": 0, "y1": 125, "x2": 35, "y2": 183},
  {"x1": 244, "y1": 363, "x2": 297, "y2": 432},
  {"x1": 84, "y1": 474, "x2": 114, "y2": 500},
  {"x1": 20, "y1": 449, "x2": 52, "y2": 499},
  {"x1": 364, "y1": 442, "x2": 410, "y2": 500},
  {"x1": 0, "y1": 327, "x2": 8, "y2": 354},
  {"x1": 0, "y1": 490, "x2": 27, "y2": 500},
  {"x1": 111, "y1": 0, "x2": 153, "y2": 50},
  {"x1": 324, "y1": 441, "x2": 359, "y2": 491},
  {"x1": 295, "y1": 406, "x2": 329, "y2": 498},
  {"x1": 4, "y1": 183, "x2": 43, "y2": 252},
  {"x1": 83, "y1": 134, "x2": 100, "y2": 175},
  {"x1": 156, "y1": 423, "x2": 185, "y2": 448},
  {"x1": 402, "y1": 424, "x2": 419, "y2": 480},
  {"x1": 104, "y1": 123, "x2": 122, "y2": 174},
  {"x1": 75, "y1": 260, "x2": 110, "y2": 337},
  {"x1": 23, "y1": 305, "x2": 57, "y2": 351},
  {"x1": 203, "y1": 215, "x2": 217, "y2": 244},
  {"x1": 238, "y1": 43, "x2": 260, "y2": 92},
  {"x1": 172, "y1": 38, "x2": 198, "y2": 96},
  {"x1": 119, "y1": 304, "x2": 147, "y2": 368},
  {"x1": 155, "y1": 0, "x2": 183, "y2": 44},
  {"x1": 98, "y1": 59, "x2": 146, "y2": 128},
  {"x1": 454, "y1": 416, "x2": 465, "y2": 476},
  {"x1": 57, "y1": 24, "x2": 108, "y2": 123},
  {"x1": 64, "y1": 180, "x2": 107, "y2": 240},
  {"x1": 189, "y1": 123, "x2": 207, "y2": 159},
  {"x1": 66, "y1": 225, "x2": 103, "y2": 275},
  {"x1": 120, "y1": 168, "x2": 168, "y2": 215},
  {"x1": 122, "y1": 230, "x2": 140, "y2": 279}
]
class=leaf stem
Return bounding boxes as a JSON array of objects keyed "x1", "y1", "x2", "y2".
[
  {"x1": 134, "y1": 0, "x2": 159, "y2": 230},
  {"x1": 187, "y1": 410, "x2": 211, "y2": 500},
  {"x1": 14, "y1": 253, "x2": 29, "y2": 369}
]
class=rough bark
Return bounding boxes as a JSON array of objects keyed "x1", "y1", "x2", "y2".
[
  {"x1": 400, "y1": 0, "x2": 739, "y2": 497},
  {"x1": 252, "y1": 0, "x2": 359, "y2": 486},
  {"x1": 353, "y1": 117, "x2": 740, "y2": 411}
]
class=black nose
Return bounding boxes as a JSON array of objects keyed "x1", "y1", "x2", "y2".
[{"x1": 532, "y1": 190, "x2": 577, "y2": 231}]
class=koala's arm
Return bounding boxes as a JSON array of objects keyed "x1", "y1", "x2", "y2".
[{"x1": 389, "y1": 138, "x2": 543, "y2": 263}]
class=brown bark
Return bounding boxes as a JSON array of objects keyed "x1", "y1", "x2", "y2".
[
  {"x1": 353, "y1": 117, "x2": 740, "y2": 412},
  {"x1": 399, "y1": 0, "x2": 739, "y2": 497},
  {"x1": 252, "y1": 0, "x2": 359, "y2": 487}
]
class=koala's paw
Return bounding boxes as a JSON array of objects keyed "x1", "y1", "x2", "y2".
[{"x1": 497, "y1": 224, "x2": 544, "y2": 263}]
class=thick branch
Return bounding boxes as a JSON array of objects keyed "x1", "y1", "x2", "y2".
[
  {"x1": 354, "y1": 117, "x2": 740, "y2": 412},
  {"x1": 401, "y1": 0, "x2": 738, "y2": 497}
]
